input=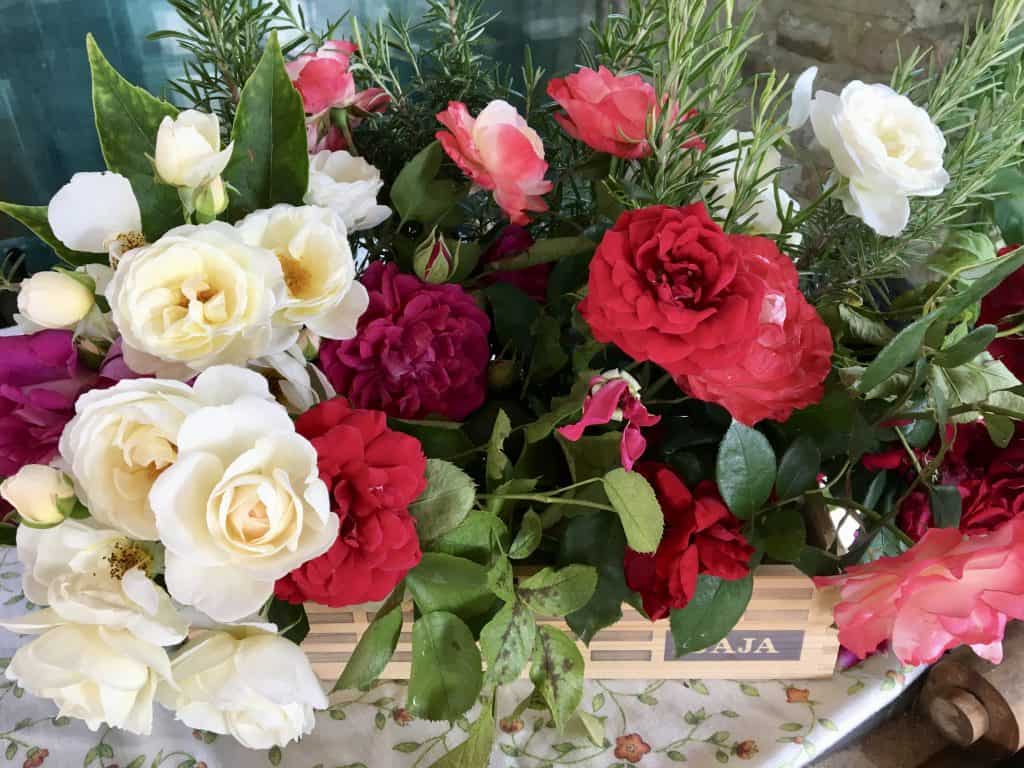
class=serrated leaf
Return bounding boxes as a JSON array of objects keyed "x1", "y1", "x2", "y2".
[
  {"x1": 486, "y1": 556, "x2": 515, "y2": 602},
  {"x1": 86, "y1": 34, "x2": 182, "y2": 239},
  {"x1": 480, "y1": 601, "x2": 535, "y2": 684},
  {"x1": 432, "y1": 510, "x2": 507, "y2": 565},
  {"x1": 670, "y1": 574, "x2": 753, "y2": 655},
  {"x1": 603, "y1": 468, "x2": 664, "y2": 553},
  {"x1": 715, "y1": 422, "x2": 776, "y2": 519},
  {"x1": 406, "y1": 553, "x2": 495, "y2": 619},
  {"x1": 408, "y1": 612, "x2": 482, "y2": 721},
  {"x1": 334, "y1": 591, "x2": 403, "y2": 691},
  {"x1": 410, "y1": 459, "x2": 476, "y2": 542},
  {"x1": 530, "y1": 625, "x2": 584, "y2": 732},
  {"x1": 518, "y1": 566, "x2": 598, "y2": 617},
  {"x1": 486, "y1": 410, "x2": 512, "y2": 490},
  {"x1": 509, "y1": 509, "x2": 543, "y2": 559}
]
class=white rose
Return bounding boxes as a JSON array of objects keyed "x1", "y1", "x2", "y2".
[
  {"x1": 304, "y1": 150, "x2": 392, "y2": 232},
  {"x1": 16, "y1": 270, "x2": 95, "y2": 330},
  {"x1": 0, "y1": 465, "x2": 74, "y2": 527},
  {"x1": 8, "y1": 520, "x2": 187, "y2": 646},
  {"x1": 4, "y1": 624, "x2": 172, "y2": 734},
  {"x1": 150, "y1": 394, "x2": 338, "y2": 621},
  {"x1": 157, "y1": 626, "x2": 327, "y2": 749},
  {"x1": 59, "y1": 366, "x2": 271, "y2": 539},
  {"x1": 236, "y1": 205, "x2": 369, "y2": 340},
  {"x1": 795, "y1": 74, "x2": 949, "y2": 237},
  {"x1": 47, "y1": 171, "x2": 143, "y2": 254},
  {"x1": 107, "y1": 222, "x2": 291, "y2": 377},
  {"x1": 254, "y1": 344, "x2": 336, "y2": 415},
  {"x1": 154, "y1": 110, "x2": 234, "y2": 189}
]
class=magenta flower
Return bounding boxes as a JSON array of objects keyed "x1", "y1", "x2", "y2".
[
  {"x1": 480, "y1": 225, "x2": 550, "y2": 303},
  {"x1": 0, "y1": 330, "x2": 104, "y2": 476},
  {"x1": 319, "y1": 262, "x2": 491, "y2": 420},
  {"x1": 557, "y1": 370, "x2": 660, "y2": 470}
]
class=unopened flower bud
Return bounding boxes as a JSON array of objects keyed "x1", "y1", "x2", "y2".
[
  {"x1": 414, "y1": 229, "x2": 457, "y2": 284},
  {"x1": 193, "y1": 177, "x2": 229, "y2": 222},
  {"x1": 17, "y1": 271, "x2": 95, "y2": 329},
  {"x1": 0, "y1": 465, "x2": 75, "y2": 528},
  {"x1": 154, "y1": 110, "x2": 233, "y2": 189}
]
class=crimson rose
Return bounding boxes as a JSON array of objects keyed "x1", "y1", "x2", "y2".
[
  {"x1": 275, "y1": 397, "x2": 427, "y2": 607},
  {"x1": 623, "y1": 462, "x2": 753, "y2": 620}
]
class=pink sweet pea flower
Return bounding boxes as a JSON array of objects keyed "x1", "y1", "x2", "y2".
[
  {"x1": 557, "y1": 370, "x2": 661, "y2": 471},
  {"x1": 815, "y1": 516, "x2": 1024, "y2": 666},
  {"x1": 436, "y1": 100, "x2": 554, "y2": 225},
  {"x1": 548, "y1": 66, "x2": 658, "y2": 159}
]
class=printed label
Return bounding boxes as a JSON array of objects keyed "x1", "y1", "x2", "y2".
[{"x1": 664, "y1": 630, "x2": 804, "y2": 661}]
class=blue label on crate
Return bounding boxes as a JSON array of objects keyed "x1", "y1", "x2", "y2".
[{"x1": 664, "y1": 630, "x2": 804, "y2": 661}]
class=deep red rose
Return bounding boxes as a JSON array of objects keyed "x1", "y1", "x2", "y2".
[
  {"x1": 275, "y1": 397, "x2": 427, "y2": 607},
  {"x1": 979, "y1": 244, "x2": 1024, "y2": 379},
  {"x1": 676, "y1": 236, "x2": 833, "y2": 424},
  {"x1": 623, "y1": 462, "x2": 753, "y2": 621},
  {"x1": 319, "y1": 262, "x2": 491, "y2": 420}
]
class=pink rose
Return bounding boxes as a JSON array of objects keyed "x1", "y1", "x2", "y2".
[
  {"x1": 436, "y1": 100, "x2": 553, "y2": 225},
  {"x1": 815, "y1": 516, "x2": 1024, "y2": 665},
  {"x1": 548, "y1": 66, "x2": 657, "y2": 159}
]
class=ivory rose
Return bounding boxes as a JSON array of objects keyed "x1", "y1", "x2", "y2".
[
  {"x1": 548, "y1": 65, "x2": 657, "y2": 159},
  {"x1": 158, "y1": 626, "x2": 327, "y2": 749},
  {"x1": 815, "y1": 516, "x2": 1024, "y2": 665},
  {"x1": 436, "y1": 100, "x2": 553, "y2": 225},
  {"x1": 154, "y1": 110, "x2": 234, "y2": 190},
  {"x1": 106, "y1": 222, "x2": 291, "y2": 377},
  {"x1": 149, "y1": 371, "x2": 338, "y2": 621},
  {"x1": 0, "y1": 464, "x2": 74, "y2": 528},
  {"x1": 16, "y1": 271, "x2": 95, "y2": 330},
  {"x1": 3, "y1": 624, "x2": 172, "y2": 735},
  {"x1": 304, "y1": 151, "x2": 392, "y2": 233},
  {"x1": 236, "y1": 204, "x2": 369, "y2": 340}
]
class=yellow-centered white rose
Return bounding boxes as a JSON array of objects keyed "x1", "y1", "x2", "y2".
[
  {"x1": 154, "y1": 110, "x2": 234, "y2": 190},
  {"x1": 149, "y1": 375, "x2": 337, "y2": 621},
  {"x1": 106, "y1": 222, "x2": 291, "y2": 377},
  {"x1": 236, "y1": 204, "x2": 369, "y2": 340},
  {"x1": 304, "y1": 150, "x2": 392, "y2": 232},
  {"x1": 0, "y1": 465, "x2": 73, "y2": 527},
  {"x1": 157, "y1": 626, "x2": 327, "y2": 749}
]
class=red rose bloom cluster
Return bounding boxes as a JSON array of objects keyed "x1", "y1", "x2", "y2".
[
  {"x1": 623, "y1": 462, "x2": 753, "y2": 621},
  {"x1": 320, "y1": 262, "x2": 491, "y2": 420},
  {"x1": 579, "y1": 204, "x2": 833, "y2": 425},
  {"x1": 275, "y1": 397, "x2": 427, "y2": 607}
]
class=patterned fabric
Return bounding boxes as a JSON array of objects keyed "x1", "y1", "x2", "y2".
[{"x1": 0, "y1": 547, "x2": 923, "y2": 768}]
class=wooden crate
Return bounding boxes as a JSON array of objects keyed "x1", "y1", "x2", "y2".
[{"x1": 303, "y1": 565, "x2": 840, "y2": 681}]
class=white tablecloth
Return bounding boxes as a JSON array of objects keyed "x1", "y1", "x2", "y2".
[{"x1": 0, "y1": 547, "x2": 924, "y2": 768}]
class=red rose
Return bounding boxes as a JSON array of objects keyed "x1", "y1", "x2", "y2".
[
  {"x1": 676, "y1": 236, "x2": 834, "y2": 424},
  {"x1": 275, "y1": 397, "x2": 427, "y2": 607},
  {"x1": 548, "y1": 66, "x2": 658, "y2": 159},
  {"x1": 979, "y1": 244, "x2": 1024, "y2": 379},
  {"x1": 623, "y1": 462, "x2": 753, "y2": 621}
]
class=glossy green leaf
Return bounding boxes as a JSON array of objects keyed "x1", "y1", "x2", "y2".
[
  {"x1": 715, "y1": 422, "x2": 776, "y2": 519},
  {"x1": 752, "y1": 505, "x2": 805, "y2": 563},
  {"x1": 775, "y1": 436, "x2": 821, "y2": 499},
  {"x1": 408, "y1": 612, "x2": 483, "y2": 721},
  {"x1": 0, "y1": 203, "x2": 96, "y2": 266},
  {"x1": 406, "y1": 553, "x2": 495, "y2": 619},
  {"x1": 603, "y1": 468, "x2": 664, "y2": 553},
  {"x1": 266, "y1": 598, "x2": 309, "y2": 644},
  {"x1": 334, "y1": 592, "x2": 403, "y2": 691},
  {"x1": 391, "y1": 141, "x2": 464, "y2": 226},
  {"x1": 670, "y1": 574, "x2": 753, "y2": 655}
]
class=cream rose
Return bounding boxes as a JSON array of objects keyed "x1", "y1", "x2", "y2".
[
  {"x1": 154, "y1": 110, "x2": 234, "y2": 189},
  {"x1": 0, "y1": 465, "x2": 74, "y2": 527},
  {"x1": 107, "y1": 222, "x2": 291, "y2": 377},
  {"x1": 4, "y1": 624, "x2": 172, "y2": 734},
  {"x1": 157, "y1": 626, "x2": 327, "y2": 749},
  {"x1": 150, "y1": 392, "x2": 337, "y2": 621},
  {"x1": 236, "y1": 205, "x2": 369, "y2": 340},
  {"x1": 17, "y1": 271, "x2": 95, "y2": 330},
  {"x1": 304, "y1": 150, "x2": 392, "y2": 232},
  {"x1": 8, "y1": 520, "x2": 187, "y2": 646},
  {"x1": 795, "y1": 74, "x2": 949, "y2": 237}
]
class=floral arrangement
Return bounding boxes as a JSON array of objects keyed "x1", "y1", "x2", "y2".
[{"x1": 3, "y1": 0, "x2": 1024, "y2": 758}]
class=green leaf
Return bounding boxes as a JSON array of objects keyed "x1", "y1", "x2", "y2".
[
  {"x1": 602, "y1": 468, "x2": 664, "y2": 553},
  {"x1": 939, "y1": 245, "x2": 1024, "y2": 321},
  {"x1": 410, "y1": 460, "x2": 477, "y2": 542},
  {"x1": 775, "y1": 436, "x2": 821, "y2": 499},
  {"x1": 929, "y1": 485, "x2": 963, "y2": 529},
  {"x1": 530, "y1": 625, "x2": 584, "y2": 732},
  {"x1": 669, "y1": 573, "x2": 754, "y2": 655},
  {"x1": 485, "y1": 283, "x2": 540, "y2": 355},
  {"x1": 266, "y1": 598, "x2": 310, "y2": 643},
  {"x1": 480, "y1": 601, "x2": 535, "y2": 684},
  {"x1": 751, "y1": 505, "x2": 805, "y2": 563},
  {"x1": 224, "y1": 32, "x2": 308, "y2": 219},
  {"x1": 486, "y1": 410, "x2": 513, "y2": 490},
  {"x1": 715, "y1": 422, "x2": 777, "y2": 519},
  {"x1": 936, "y1": 325, "x2": 999, "y2": 368},
  {"x1": 334, "y1": 591, "x2": 403, "y2": 691},
  {"x1": 558, "y1": 431, "x2": 623, "y2": 482},
  {"x1": 518, "y1": 566, "x2": 598, "y2": 617},
  {"x1": 391, "y1": 142, "x2": 464, "y2": 226},
  {"x1": 427, "y1": 696, "x2": 496, "y2": 768},
  {"x1": 529, "y1": 314, "x2": 570, "y2": 383},
  {"x1": 432, "y1": 510, "x2": 507, "y2": 565},
  {"x1": 509, "y1": 509, "x2": 543, "y2": 559},
  {"x1": 838, "y1": 304, "x2": 894, "y2": 345},
  {"x1": 985, "y1": 413, "x2": 1016, "y2": 447},
  {"x1": 857, "y1": 314, "x2": 936, "y2": 394},
  {"x1": 0, "y1": 203, "x2": 96, "y2": 266},
  {"x1": 86, "y1": 34, "x2": 182, "y2": 239},
  {"x1": 991, "y1": 167, "x2": 1024, "y2": 244},
  {"x1": 406, "y1": 553, "x2": 496, "y2": 619},
  {"x1": 559, "y1": 511, "x2": 633, "y2": 644},
  {"x1": 486, "y1": 556, "x2": 515, "y2": 602},
  {"x1": 408, "y1": 612, "x2": 483, "y2": 721}
]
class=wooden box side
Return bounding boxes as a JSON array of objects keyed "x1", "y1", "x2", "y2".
[{"x1": 302, "y1": 565, "x2": 840, "y2": 682}]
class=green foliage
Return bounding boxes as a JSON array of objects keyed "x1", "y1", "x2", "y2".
[
  {"x1": 0, "y1": 204, "x2": 95, "y2": 267},
  {"x1": 517, "y1": 566, "x2": 598, "y2": 617},
  {"x1": 408, "y1": 611, "x2": 483, "y2": 721},
  {"x1": 530, "y1": 625, "x2": 584, "y2": 732},
  {"x1": 715, "y1": 422, "x2": 777, "y2": 519},
  {"x1": 266, "y1": 598, "x2": 309, "y2": 644},
  {"x1": 410, "y1": 460, "x2": 477, "y2": 542},
  {"x1": 602, "y1": 468, "x2": 664, "y2": 553},
  {"x1": 334, "y1": 589, "x2": 404, "y2": 691},
  {"x1": 479, "y1": 601, "x2": 535, "y2": 685},
  {"x1": 406, "y1": 553, "x2": 496, "y2": 620},
  {"x1": 427, "y1": 695, "x2": 496, "y2": 768},
  {"x1": 669, "y1": 574, "x2": 754, "y2": 655}
]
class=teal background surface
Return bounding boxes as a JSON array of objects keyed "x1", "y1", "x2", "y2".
[{"x1": 0, "y1": 0, "x2": 602, "y2": 239}]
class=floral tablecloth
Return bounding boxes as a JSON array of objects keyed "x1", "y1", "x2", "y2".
[{"x1": 0, "y1": 548, "x2": 924, "y2": 768}]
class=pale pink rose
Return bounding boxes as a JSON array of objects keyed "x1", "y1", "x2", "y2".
[
  {"x1": 436, "y1": 100, "x2": 553, "y2": 225},
  {"x1": 815, "y1": 517, "x2": 1024, "y2": 666}
]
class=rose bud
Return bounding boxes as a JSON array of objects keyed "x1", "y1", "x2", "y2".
[
  {"x1": 414, "y1": 229, "x2": 457, "y2": 284},
  {"x1": 193, "y1": 177, "x2": 229, "y2": 222},
  {"x1": 154, "y1": 110, "x2": 234, "y2": 189},
  {"x1": 0, "y1": 464, "x2": 75, "y2": 528},
  {"x1": 18, "y1": 271, "x2": 95, "y2": 329}
]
